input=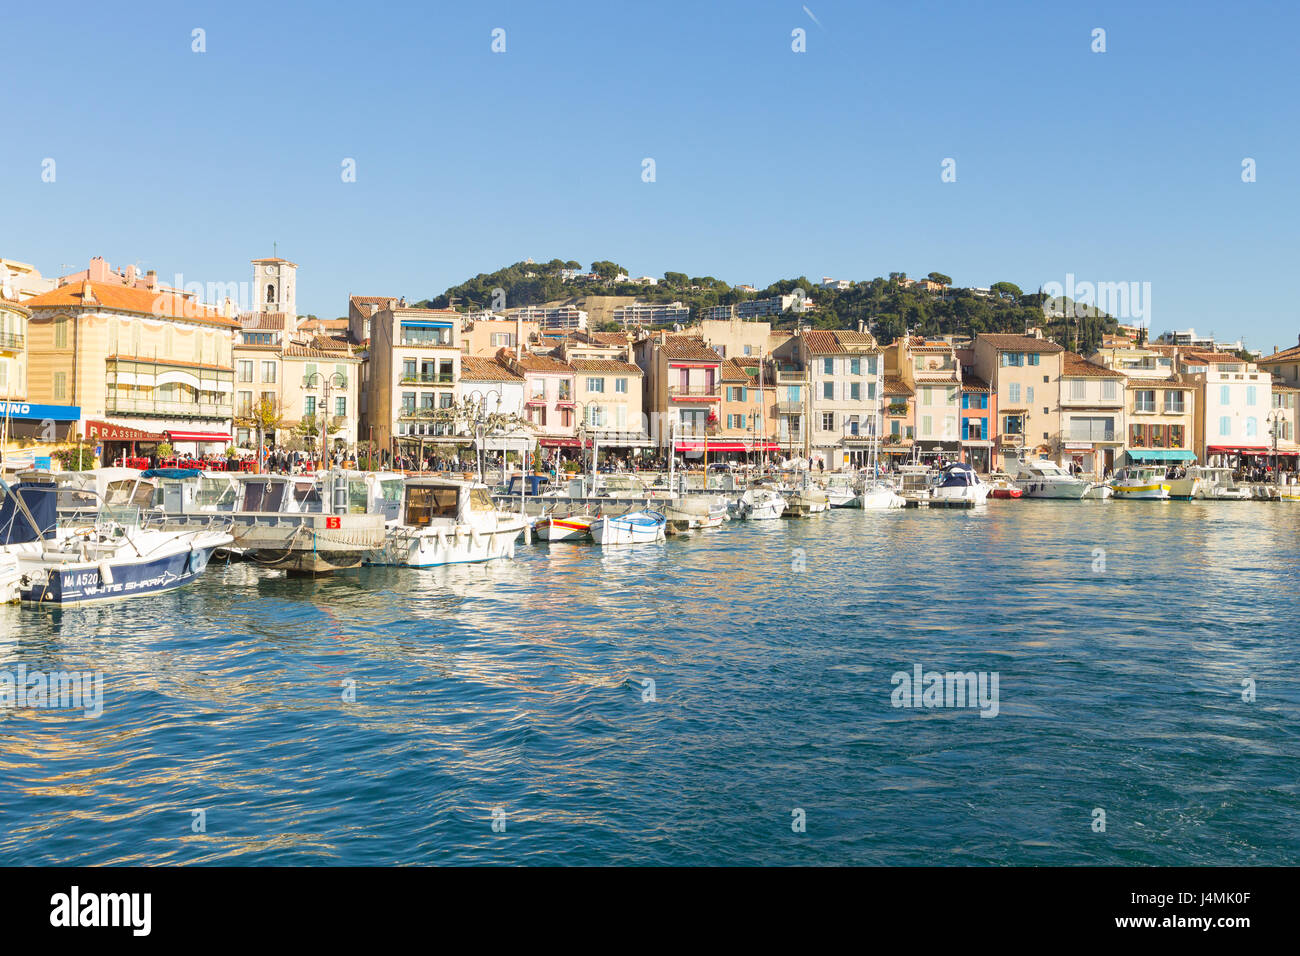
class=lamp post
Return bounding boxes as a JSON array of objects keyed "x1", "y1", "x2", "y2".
[
  {"x1": 468, "y1": 388, "x2": 502, "y2": 483},
  {"x1": 1267, "y1": 407, "x2": 1284, "y2": 486},
  {"x1": 303, "y1": 370, "x2": 348, "y2": 471}
]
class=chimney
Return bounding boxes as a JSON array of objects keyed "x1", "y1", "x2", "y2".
[
  {"x1": 81, "y1": 280, "x2": 96, "y2": 303},
  {"x1": 125, "y1": 264, "x2": 137, "y2": 285}
]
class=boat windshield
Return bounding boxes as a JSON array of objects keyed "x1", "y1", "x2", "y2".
[
  {"x1": 197, "y1": 478, "x2": 238, "y2": 509},
  {"x1": 469, "y1": 487, "x2": 496, "y2": 512},
  {"x1": 405, "y1": 485, "x2": 459, "y2": 525},
  {"x1": 242, "y1": 480, "x2": 286, "y2": 512}
]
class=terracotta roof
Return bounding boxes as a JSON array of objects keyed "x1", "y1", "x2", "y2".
[
  {"x1": 0, "y1": 297, "x2": 31, "y2": 314},
  {"x1": 282, "y1": 345, "x2": 360, "y2": 361},
  {"x1": 310, "y1": 335, "x2": 352, "y2": 352},
  {"x1": 882, "y1": 375, "x2": 914, "y2": 396},
  {"x1": 1259, "y1": 343, "x2": 1300, "y2": 364},
  {"x1": 720, "y1": 358, "x2": 750, "y2": 382},
  {"x1": 515, "y1": 353, "x2": 573, "y2": 374},
  {"x1": 659, "y1": 336, "x2": 723, "y2": 362},
  {"x1": 1062, "y1": 351, "x2": 1126, "y2": 378},
  {"x1": 802, "y1": 330, "x2": 846, "y2": 354},
  {"x1": 1182, "y1": 350, "x2": 1246, "y2": 364},
  {"x1": 252, "y1": 256, "x2": 298, "y2": 267},
  {"x1": 962, "y1": 374, "x2": 991, "y2": 392},
  {"x1": 241, "y1": 312, "x2": 289, "y2": 330},
  {"x1": 584, "y1": 331, "x2": 631, "y2": 345},
  {"x1": 1126, "y1": 376, "x2": 1192, "y2": 389},
  {"x1": 978, "y1": 333, "x2": 1064, "y2": 353},
  {"x1": 24, "y1": 282, "x2": 239, "y2": 328},
  {"x1": 460, "y1": 356, "x2": 523, "y2": 382},
  {"x1": 1270, "y1": 383, "x2": 1300, "y2": 393},
  {"x1": 568, "y1": 358, "x2": 642, "y2": 374},
  {"x1": 834, "y1": 330, "x2": 879, "y2": 349}
]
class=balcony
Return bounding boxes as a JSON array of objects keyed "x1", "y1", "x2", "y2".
[
  {"x1": 399, "y1": 374, "x2": 452, "y2": 385},
  {"x1": 0, "y1": 332, "x2": 24, "y2": 352},
  {"x1": 107, "y1": 396, "x2": 232, "y2": 420},
  {"x1": 668, "y1": 385, "x2": 720, "y2": 401}
]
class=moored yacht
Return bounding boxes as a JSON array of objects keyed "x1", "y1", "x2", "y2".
[
  {"x1": 366, "y1": 477, "x2": 526, "y2": 567},
  {"x1": 1014, "y1": 459, "x2": 1095, "y2": 500},
  {"x1": 931, "y1": 462, "x2": 990, "y2": 502}
]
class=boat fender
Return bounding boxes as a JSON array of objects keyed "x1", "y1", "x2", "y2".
[
  {"x1": 98, "y1": 560, "x2": 114, "y2": 585},
  {"x1": 471, "y1": 529, "x2": 482, "y2": 550},
  {"x1": 437, "y1": 529, "x2": 449, "y2": 552}
]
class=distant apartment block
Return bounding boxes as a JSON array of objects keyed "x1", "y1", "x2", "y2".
[
  {"x1": 509, "y1": 305, "x2": 588, "y2": 331},
  {"x1": 700, "y1": 294, "x2": 814, "y2": 323},
  {"x1": 612, "y1": 300, "x2": 691, "y2": 326}
]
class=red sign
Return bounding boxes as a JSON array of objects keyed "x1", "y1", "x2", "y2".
[
  {"x1": 325, "y1": 517, "x2": 341, "y2": 529},
  {"x1": 83, "y1": 420, "x2": 167, "y2": 443}
]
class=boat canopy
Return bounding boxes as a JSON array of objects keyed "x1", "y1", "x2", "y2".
[
  {"x1": 0, "y1": 479, "x2": 58, "y2": 544},
  {"x1": 936, "y1": 462, "x2": 979, "y2": 487}
]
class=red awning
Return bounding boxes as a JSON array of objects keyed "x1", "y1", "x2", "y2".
[
  {"x1": 166, "y1": 431, "x2": 231, "y2": 443},
  {"x1": 674, "y1": 440, "x2": 780, "y2": 453},
  {"x1": 84, "y1": 420, "x2": 166, "y2": 443},
  {"x1": 539, "y1": 437, "x2": 586, "y2": 448},
  {"x1": 1206, "y1": 445, "x2": 1270, "y2": 455}
]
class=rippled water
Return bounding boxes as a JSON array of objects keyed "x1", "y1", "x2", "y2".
[{"x1": 2, "y1": 501, "x2": 1299, "y2": 865}]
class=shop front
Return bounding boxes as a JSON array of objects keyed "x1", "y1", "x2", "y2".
[{"x1": 83, "y1": 419, "x2": 165, "y2": 468}]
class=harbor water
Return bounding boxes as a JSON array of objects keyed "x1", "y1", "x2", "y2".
[{"x1": 2, "y1": 502, "x2": 1298, "y2": 865}]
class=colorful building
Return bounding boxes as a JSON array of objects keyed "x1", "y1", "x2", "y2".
[
  {"x1": 1058, "y1": 352, "x2": 1126, "y2": 476},
  {"x1": 972, "y1": 332, "x2": 1064, "y2": 469}
]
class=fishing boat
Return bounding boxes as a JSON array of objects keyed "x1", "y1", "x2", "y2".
[
  {"x1": 784, "y1": 481, "x2": 830, "y2": 517},
  {"x1": 589, "y1": 509, "x2": 667, "y2": 545},
  {"x1": 664, "y1": 496, "x2": 728, "y2": 534},
  {"x1": 366, "y1": 477, "x2": 526, "y2": 567},
  {"x1": 1110, "y1": 466, "x2": 1171, "y2": 500},
  {"x1": 931, "y1": 462, "x2": 990, "y2": 503},
  {"x1": 2, "y1": 474, "x2": 231, "y2": 605},
  {"x1": 897, "y1": 465, "x2": 933, "y2": 502},
  {"x1": 734, "y1": 486, "x2": 787, "y2": 520},
  {"x1": 1014, "y1": 460, "x2": 1094, "y2": 500},
  {"x1": 227, "y1": 471, "x2": 388, "y2": 574},
  {"x1": 535, "y1": 513, "x2": 597, "y2": 542}
]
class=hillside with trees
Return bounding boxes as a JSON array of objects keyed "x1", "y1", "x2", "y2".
[{"x1": 416, "y1": 261, "x2": 1121, "y2": 353}]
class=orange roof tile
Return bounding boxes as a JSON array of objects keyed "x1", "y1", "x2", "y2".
[{"x1": 24, "y1": 281, "x2": 239, "y2": 328}]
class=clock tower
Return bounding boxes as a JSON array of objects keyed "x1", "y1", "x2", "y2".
[{"x1": 252, "y1": 255, "x2": 298, "y2": 317}]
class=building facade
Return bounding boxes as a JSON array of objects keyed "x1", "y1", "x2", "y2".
[
  {"x1": 367, "y1": 306, "x2": 462, "y2": 457},
  {"x1": 1058, "y1": 352, "x2": 1126, "y2": 476},
  {"x1": 972, "y1": 333, "x2": 1064, "y2": 469}
]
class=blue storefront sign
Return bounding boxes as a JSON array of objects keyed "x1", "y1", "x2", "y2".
[{"x1": 0, "y1": 402, "x2": 81, "y2": 421}]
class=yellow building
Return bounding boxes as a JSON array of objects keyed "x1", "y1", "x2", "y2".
[
  {"x1": 23, "y1": 280, "x2": 239, "y2": 459},
  {"x1": 1, "y1": 296, "x2": 28, "y2": 404},
  {"x1": 366, "y1": 306, "x2": 462, "y2": 458}
]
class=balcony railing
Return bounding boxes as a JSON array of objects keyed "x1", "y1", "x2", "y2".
[
  {"x1": 0, "y1": 332, "x2": 24, "y2": 351},
  {"x1": 107, "y1": 396, "x2": 232, "y2": 419},
  {"x1": 669, "y1": 385, "x2": 720, "y2": 398},
  {"x1": 399, "y1": 374, "x2": 452, "y2": 385}
]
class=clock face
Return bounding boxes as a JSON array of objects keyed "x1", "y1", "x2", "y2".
[{"x1": 265, "y1": 264, "x2": 278, "y2": 275}]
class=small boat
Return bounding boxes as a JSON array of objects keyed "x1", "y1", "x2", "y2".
[
  {"x1": 931, "y1": 462, "x2": 990, "y2": 503},
  {"x1": 367, "y1": 477, "x2": 526, "y2": 567},
  {"x1": 985, "y1": 473, "x2": 1023, "y2": 499},
  {"x1": 897, "y1": 465, "x2": 933, "y2": 502},
  {"x1": 1083, "y1": 483, "x2": 1113, "y2": 500},
  {"x1": 735, "y1": 486, "x2": 787, "y2": 520},
  {"x1": 1014, "y1": 460, "x2": 1094, "y2": 500},
  {"x1": 664, "y1": 496, "x2": 727, "y2": 535},
  {"x1": 589, "y1": 509, "x2": 667, "y2": 545},
  {"x1": 1110, "y1": 466, "x2": 1170, "y2": 500},
  {"x1": 536, "y1": 514, "x2": 596, "y2": 541},
  {"x1": 784, "y1": 482, "x2": 830, "y2": 517}
]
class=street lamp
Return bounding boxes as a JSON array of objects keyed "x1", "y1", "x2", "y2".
[
  {"x1": 303, "y1": 370, "x2": 348, "y2": 471},
  {"x1": 467, "y1": 388, "x2": 503, "y2": 482},
  {"x1": 1266, "y1": 407, "x2": 1285, "y2": 486}
]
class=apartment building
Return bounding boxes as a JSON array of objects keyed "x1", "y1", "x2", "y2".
[
  {"x1": 0, "y1": 296, "x2": 28, "y2": 406},
  {"x1": 509, "y1": 305, "x2": 588, "y2": 331},
  {"x1": 633, "y1": 333, "x2": 725, "y2": 453},
  {"x1": 567, "y1": 358, "x2": 650, "y2": 452},
  {"x1": 498, "y1": 350, "x2": 577, "y2": 450},
  {"x1": 1122, "y1": 376, "x2": 1196, "y2": 467},
  {"x1": 1058, "y1": 352, "x2": 1126, "y2": 476},
  {"x1": 611, "y1": 301, "x2": 691, "y2": 327},
  {"x1": 798, "y1": 329, "x2": 882, "y2": 469},
  {"x1": 972, "y1": 332, "x2": 1064, "y2": 469},
  {"x1": 1178, "y1": 349, "x2": 1273, "y2": 464},
  {"x1": 880, "y1": 375, "x2": 915, "y2": 464},
  {"x1": 23, "y1": 279, "x2": 239, "y2": 459},
  {"x1": 461, "y1": 315, "x2": 539, "y2": 357},
  {"x1": 886, "y1": 336, "x2": 962, "y2": 464},
  {"x1": 367, "y1": 306, "x2": 461, "y2": 456}
]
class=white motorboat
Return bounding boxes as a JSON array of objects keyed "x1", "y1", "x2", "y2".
[
  {"x1": 1189, "y1": 466, "x2": 1250, "y2": 500},
  {"x1": 589, "y1": 509, "x2": 667, "y2": 545},
  {"x1": 821, "y1": 475, "x2": 859, "y2": 508},
  {"x1": 664, "y1": 496, "x2": 728, "y2": 535},
  {"x1": 897, "y1": 465, "x2": 933, "y2": 501},
  {"x1": 734, "y1": 486, "x2": 787, "y2": 520},
  {"x1": 858, "y1": 480, "x2": 905, "y2": 510},
  {"x1": 931, "y1": 462, "x2": 990, "y2": 502},
  {"x1": 1, "y1": 550, "x2": 20, "y2": 604},
  {"x1": 367, "y1": 477, "x2": 526, "y2": 567},
  {"x1": 2, "y1": 474, "x2": 231, "y2": 605},
  {"x1": 1014, "y1": 459, "x2": 1095, "y2": 500},
  {"x1": 1083, "y1": 483, "x2": 1113, "y2": 500},
  {"x1": 1110, "y1": 466, "x2": 1171, "y2": 500}
]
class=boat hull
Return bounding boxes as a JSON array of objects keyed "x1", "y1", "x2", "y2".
[
  {"x1": 536, "y1": 516, "x2": 595, "y2": 541},
  {"x1": 1113, "y1": 483, "x2": 1170, "y2": 500},
  {"x1": 232, "y1": 514, "x2": 387, "y2": 574},
  {"x1": 368, "y1": 524, "x2": 524, "y2": 567},
  {"x1": 17, "y1": 537, "x2": 228, "y2": 605},
  {"x1": 590, "y1": 512, "x2": 666, "y2": 545}
]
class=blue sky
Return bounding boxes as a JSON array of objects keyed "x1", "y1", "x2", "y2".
[{"x1": 3, "y1": 0, "x2": 1296, "y2": 349}]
